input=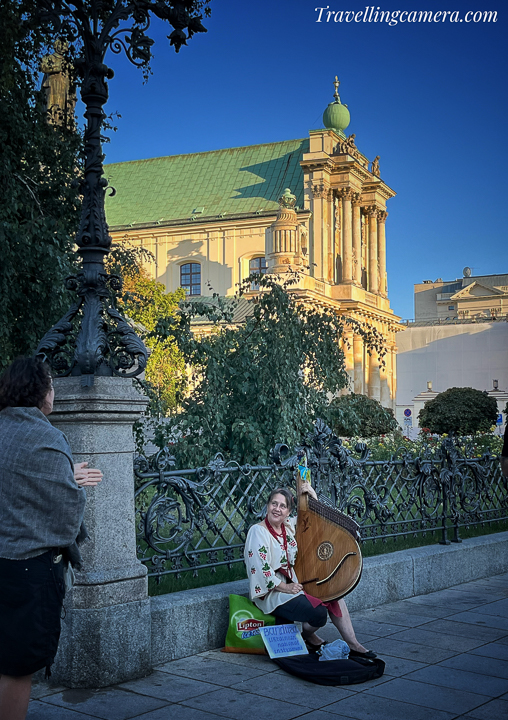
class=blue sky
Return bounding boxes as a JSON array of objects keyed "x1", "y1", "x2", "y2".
[{"x1": 97, "y1": 0, "x2": 507, "y2": 319}]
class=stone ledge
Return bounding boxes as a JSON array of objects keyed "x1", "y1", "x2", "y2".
[{"x1": 151, "y1": 531, "x2": 508, "y2": 664}]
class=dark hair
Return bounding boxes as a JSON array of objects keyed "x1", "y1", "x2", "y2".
[
  {"x1": 0, "y1": 357, "x2": 52, "y2": 411},
  {"x1": 267, "y1": 487, "x2": 295, "y2": 512}
]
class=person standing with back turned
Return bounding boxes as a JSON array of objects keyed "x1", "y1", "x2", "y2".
[{"x1": 0, "y1": 357, "x2": 102, "y2": 720}]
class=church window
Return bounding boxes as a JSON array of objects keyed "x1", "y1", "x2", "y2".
[
  {"x1": 180, "y1": 263, "x2": 201, "y2": 295},
  {"x1": 249, "y1": 256, "x2": 267, "y2": 290}
]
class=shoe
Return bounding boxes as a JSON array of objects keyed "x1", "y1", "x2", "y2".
[
  {"x1": 349, "y1": 649, "x2": 377, "y2": 659},
  {"x1": 305, "y1": 640, "x2": 326, "y2": 653}
]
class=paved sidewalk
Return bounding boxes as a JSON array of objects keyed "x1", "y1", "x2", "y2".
[{"x1": 29, "y1": 573, "x2": 508, "y2": 720}]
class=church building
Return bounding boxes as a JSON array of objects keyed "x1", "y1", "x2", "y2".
[{"x1": 104, "y1": 78, "x2": 403, "y2": 409}]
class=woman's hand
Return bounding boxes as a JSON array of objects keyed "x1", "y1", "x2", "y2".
[
  {"x1": 278, "y1": 581, "x2": 303, "y2": 595},
  {"x1": 299, "y1": 482, "x2": 318, "y2": 500},
  {"x1": 74, "y1": 462, "x2": 103, "y2": 487}
]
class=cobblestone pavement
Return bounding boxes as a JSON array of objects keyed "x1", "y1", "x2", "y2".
[{"x1": 29, "y1": 573, "x2": 508, "y2": 720}]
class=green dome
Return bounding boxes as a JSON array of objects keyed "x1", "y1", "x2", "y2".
[{"x1": 323, "y1": 101, "x2": 350, "y2": 132}]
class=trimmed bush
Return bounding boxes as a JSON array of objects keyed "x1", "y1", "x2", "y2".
[
  {"x1": 327, "y1": 393, "x2": 398, "y2": 438},
  {"x1": 418, "y1": 387, "x2": 498, "y2": 435}
]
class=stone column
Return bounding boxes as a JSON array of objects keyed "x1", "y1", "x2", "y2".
[
  {"x1": 50, "y1": 376, "x2": 151, "y2": 688},
  {"x1": 367, "y1": 206, "x2": 378, "y2": 294},
  {"x1": 369, "y1": 356, "x2": 381, "y2": 402},
  {"x1": 344, "y1": 331, "x2": 354, "y2": 388},
  {"x1": 352, "y1": 194, "x2": 362, "y2": 286},
  {"x1": 341, "y1": 189, "x2": 353, "y2": 284},
  {"x1": 311, "y1": 181, "x2": 329, "y2": 281},
  {"x1": 364, "y1": 349, "x2": 370, "y2": 398},
  {"x1": 380, "y1": 349, "x2": 391, "y2": 407},
  {"x1": 361, "y1": 213, "x2": 368, "y2": 289},
  {"x1": 326, "y1": 188, "x2": 334, "y2": 283},
  {"x1": 378, "y1": 210, "x2": 388, "y2": 297},
  {"x1": 353, "y1": 334, "x2": 364, "y2": 394},
  {"x1": 334, "y1": 194, "x2": 342, "y2": 283}
]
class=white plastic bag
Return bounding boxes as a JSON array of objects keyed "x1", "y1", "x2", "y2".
[{"x1": 318, "y1": 639, "x2": 350, "y2": 661}]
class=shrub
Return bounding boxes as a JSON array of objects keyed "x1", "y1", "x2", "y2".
[
  {"x1": 418, "y1": 387, "x2": 498, "y2": 435},
  {"x1": 327, "y1": 393, "x2": 398, "y2": 438}
]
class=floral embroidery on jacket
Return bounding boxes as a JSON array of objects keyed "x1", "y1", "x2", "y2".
[{"x1": 244, "y1": 518, "x2": 300, "y2": 612}]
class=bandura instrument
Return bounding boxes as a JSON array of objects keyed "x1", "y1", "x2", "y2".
[{"x1": 293, "y1": 458, "x2": 362, "y2": 602}]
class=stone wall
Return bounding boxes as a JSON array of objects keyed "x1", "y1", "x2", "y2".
[{"x1": 150, "y1": 531, "x2": 508, "y2": 664}]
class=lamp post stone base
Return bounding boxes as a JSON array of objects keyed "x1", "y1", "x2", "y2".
[{"x1": 49, "y1": 376, "x2": 151, "y2": 687}]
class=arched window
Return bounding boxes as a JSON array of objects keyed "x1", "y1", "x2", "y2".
[
  {"x1": 180, "y1": 263, "x2": 201, "y2": 295},
  {"x1": 249, "y1": 256, "x2": 267, "y2": 290}
]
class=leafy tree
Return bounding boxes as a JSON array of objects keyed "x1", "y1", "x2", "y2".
[
  {"x1": 156, "y1": 272, "x2": 387, "y2": 466},
  {"x1": 418, "y1": 387, "x2": 498, "y2": 435},
  {"x1": 327, "y1": 393, "x2": 398, "y2": 438},
  {"x1": 119, "y1": 268, "x2": 187, "y2": 416},
  {"x1": 0, "y1": 0, "x2": 212, "y2": 373},
  {"x1": 0, "y1": 0, "x2": 82, "y2": 370}
]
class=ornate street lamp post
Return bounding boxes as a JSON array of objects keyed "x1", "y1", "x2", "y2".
[{"x1": 36, "y1": 1, "x2": 209, "y2": 385}]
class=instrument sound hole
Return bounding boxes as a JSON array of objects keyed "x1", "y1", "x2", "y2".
[{"x1": 317, "y1": 541, "x2": 334, "y2": 561}]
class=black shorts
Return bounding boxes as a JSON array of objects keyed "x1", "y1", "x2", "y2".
[
  {"x1": 0, "y1": 551, "x2": 65, "y2": 677},
  {"x1": 275, "y1": 594, "x2": 328, "y2": 628}
]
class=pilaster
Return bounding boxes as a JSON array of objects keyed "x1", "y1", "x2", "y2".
[
  {"x1": 369, "y1": 356, "x2": 381, "y2": 402},
  {"x1": 353, "y1": 334, "x2": 364, "y2": 394},
  {"x1": 378, "y1": 210, "x2": 388, "y2": 297}
]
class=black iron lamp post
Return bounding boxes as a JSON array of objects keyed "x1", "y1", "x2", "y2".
[{"x1": 36, "y1": 1, "x2": 209, "y2": 385}]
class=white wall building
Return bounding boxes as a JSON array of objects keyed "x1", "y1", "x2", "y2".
[{"x1": 396, "y1": 317, "x2": 508, "y2": 434}]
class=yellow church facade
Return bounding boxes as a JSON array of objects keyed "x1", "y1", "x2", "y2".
[{"x1": 105, "y1": 81, "x2": 403, "y2": 409}]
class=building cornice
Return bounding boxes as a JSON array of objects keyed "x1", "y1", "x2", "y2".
[{"x1": 109, "y1": 209, "x2": 312, "y2": 235}]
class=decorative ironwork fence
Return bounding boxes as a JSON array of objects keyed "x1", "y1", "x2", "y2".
[{"x1": 134, "y1": 421, "x2": 508, "y2": 581}]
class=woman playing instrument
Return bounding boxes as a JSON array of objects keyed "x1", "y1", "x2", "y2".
[{"x1": 244, "y1": 485, "x2": 375, "y2": 656}]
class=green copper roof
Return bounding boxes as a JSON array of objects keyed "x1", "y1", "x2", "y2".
[{"x1": 104, "y1": 138, "x2": 309, "y2": 228}]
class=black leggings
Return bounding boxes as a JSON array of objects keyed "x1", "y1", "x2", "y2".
[{"x1": 274, "y1": 594, "x2": 327, "y2": 628}]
